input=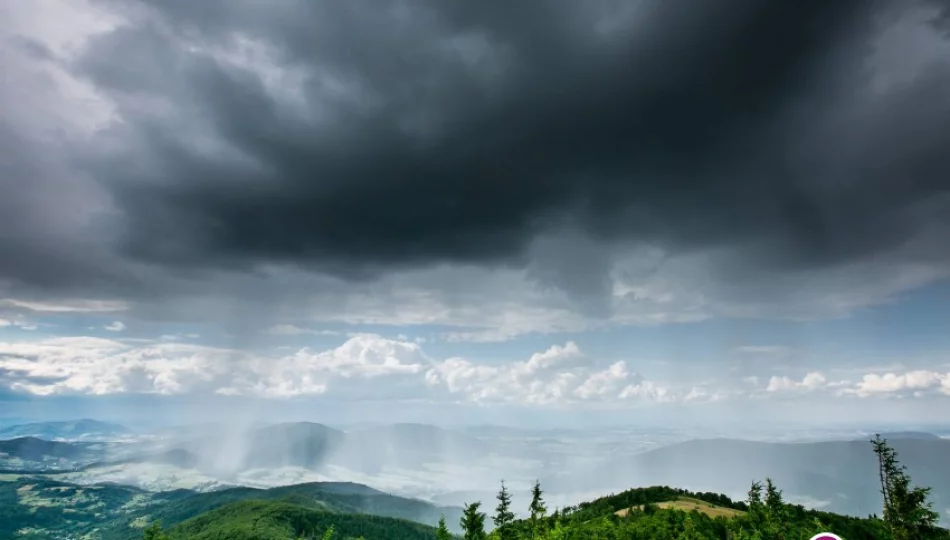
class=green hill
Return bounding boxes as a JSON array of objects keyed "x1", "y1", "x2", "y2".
[
  {"x1": 538, "y1": 484, "x2": 894, "y2": 539},
  {"x1": 0, "y1": 437, "x2": 110, "y2": 470},
  {"x1": 0, "y1": 419, "x2": 133, "y2": 441},
  {"x1": 614, "y1": 496, "x2": 747, "y2": 519},
  {"x1": 112, "y1": 481, "x2": 463, "y2": 538},
  {"x1": 0, "y1": 476, "x2": 462, "y2": 540},
  {"x1": 452, "y1": 437, "x2": 949, "y2": 540},
  {"x1": 139, "y1": 480, "x2": 938, "y2": 540},
  {"x1": 163, "y1": 500, "x2": 441, "y2": 540},
  {"x1": 556, "y1": 436, "x2": 950, "y2": 521}
]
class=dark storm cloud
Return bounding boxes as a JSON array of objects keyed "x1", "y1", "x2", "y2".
[
  {"x1": 7, "y1": 0, "x2": 950, "y2": 297},
  {"x1": 0, "y1": 124, "x2": 124, "y2": 293}
]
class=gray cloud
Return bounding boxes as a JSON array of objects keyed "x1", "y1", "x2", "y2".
[
  {"x1": 2, "y1": 0, "x2": 950, "y2": 319},
  {"x1": 0, "y1": 366, "x2": 67, "y2": 400}
]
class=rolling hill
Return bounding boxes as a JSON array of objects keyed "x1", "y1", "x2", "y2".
[
  {"x1": 0, "y1": 437, "x2": 114, "y2": 471},
  {"x1": 0, "y1": 419, "x2": 134, "y2": 441},
  {"x1": 6, "y1": 421, "x2": 950, "y2": 527},
  {"x1": 159, "y1": 499, "x2": 443, "y2": 540},
  {"x1": 145, "y1": 482, "x2": 937, "y2": 540},
  {"x1": 125, "y1": 481, "x2": 464, "y2": 536},
  {"x1": 539, "y1": 484, "x2": 904, "y2": 540},
  {"x1": 614, "y1": 496, "x2": 747, "y2": 519},
  {"x1": 5, "y1": 464, "x2": 947, "y2": 539},
  {"x1": 557, "y1": 436, "x2": 950, "y2": 522},
  {"x1": 0, "y1": 474, "x2": 463, "y2": 539}
]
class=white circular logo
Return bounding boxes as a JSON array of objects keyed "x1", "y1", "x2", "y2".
[{"x1": 810, "y1": 534, "x2": 842, "y2": 540}]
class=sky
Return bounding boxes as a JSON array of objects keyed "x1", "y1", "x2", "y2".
[{"x1": 1, "y1": 0, "x2": 950, "y2": 429}]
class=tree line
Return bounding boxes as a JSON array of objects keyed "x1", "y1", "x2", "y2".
[{"x1": 453, "y1": 436, "x2": 946, "y2": 540}]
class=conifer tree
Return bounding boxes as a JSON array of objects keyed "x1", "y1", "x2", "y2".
[
  {"x1": 746, "y1": 481, "x2": 764, "y2": 521},
  {"x1": 143, "y1": 522, "x2": 171, "y2": 540},
  {"x1": 460, "y1": 501, "x2": 487, "y2": 540},
  {"x1": 763, "y1": 477, "x2": 787, "y2": 539},
  {"x1": 493, "y1": 480, "x2": 516, "y2": 540},
  {"x1": 436, "y1": 514, "x2": 452, "y2": 540},
  {"x1": 872, "y1": 435, "x2": 940, "y2": 540},
  {"x1": 528, "y1": 479, "x2": 547, "y2": 539}
]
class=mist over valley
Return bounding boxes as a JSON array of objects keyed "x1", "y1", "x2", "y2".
[{"x1": 3, "y1": 418, "x2": 949, "y2": 526}]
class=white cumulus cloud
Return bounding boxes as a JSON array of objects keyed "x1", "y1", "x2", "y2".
[
  {"x1": 0, "y1": 334, "x2": 428, "y2": 398},
  {"x1": 8, "y1": 333, "x2": 943, "y2": 407},
  {"x1": 847, "y1": 370, "x2": 950, "y2": 397},
  {"x1": 766, "y1": 372, "x2": 828, "y2": 392},
  {"x1": 425, "y1": 341, "x2": 680, "y2": 405}
]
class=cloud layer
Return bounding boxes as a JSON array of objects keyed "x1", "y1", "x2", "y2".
[
  {"x1": 2, "y1": 1, "x2": 950, "y2": 421},
  {"x1": 1, "y1": 334, "x2": 944, "y2": 406},
  {"x1": 0, "y1": 0, "x2": 948, "y2": 332}
]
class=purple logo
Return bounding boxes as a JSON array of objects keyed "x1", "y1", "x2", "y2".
[{"x1": 810, "y1": 534, "x2": 842, "y2": 540}]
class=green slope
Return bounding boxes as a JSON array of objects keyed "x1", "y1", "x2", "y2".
[
  {"x1": 163, "y1": 500, "x2": 440, "y2": 540},
  {"x1": 105, "y1": 482, "x2": 462, "y2": 538},
  {"x1": 0, "y1": 476, "x2": 461, "y2": 540},
  {"x1": 533, "y1": 485, "x2": 895, "y2": 540},
  {"x1": 0, "y1": 477, "x2": 192, "y2": 540}
]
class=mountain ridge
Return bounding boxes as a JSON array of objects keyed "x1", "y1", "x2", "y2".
[{"x1": 0, "y1": 419, "x2": 134, "y2": 441}]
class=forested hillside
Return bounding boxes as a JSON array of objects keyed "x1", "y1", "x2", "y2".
[
  {"x1": 145, "y1": 501, "x2": 443, "y2": 540},
  {"x1": 0, "y1": 478, "x2": 459, "y2": 539}
]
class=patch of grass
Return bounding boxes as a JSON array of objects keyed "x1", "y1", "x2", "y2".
[
  {"x1": 120, "y1": 493, "x2": 152, "y2": 512},
  {"x1": 130, "y1": 515, "x2": 152, "y2": 528},
  {"x1": 615, "y1": 496, "x2": 747, "y2": 519}
]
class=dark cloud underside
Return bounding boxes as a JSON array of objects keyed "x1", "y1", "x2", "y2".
[{"x1": 3, "y1": 0, "x2": 950, "y2": 295}]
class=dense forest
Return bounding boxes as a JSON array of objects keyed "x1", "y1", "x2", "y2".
[{"x1": 142, "y1": 436, "x2": 947, "y2": 540}]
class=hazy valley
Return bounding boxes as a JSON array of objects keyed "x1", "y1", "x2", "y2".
[{"x1": 3, "y1": 418, "x2": 950, "y2": 530}]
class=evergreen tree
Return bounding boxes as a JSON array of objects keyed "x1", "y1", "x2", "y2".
[
  {"x1": 143, "y1": 521, "x2": 171, "y2": 540},
  {"x1": 528, "y1": 479, "x2": 547, "y2": 539},
  {"x1": 746, "y1": 481, "x2": 764, "y2": 521},
  {"x1": 320, "y1": 524, "x2": 335, "y2": 540},
  {"x1": 460, "y1": 501, "x2": 487, "y2": 540},
  {"x1": 872, "y1": 435, "x2": 941, "y2": 540},
  {"x1": 493, "y1": 480, "x2": 516, "y2": 540},
  {"x1": 763, "y1": 477, "x2": 788, "y2": 539},
  {"x1": 436, "y1": 514, "x2": 452, "y2": 540}
]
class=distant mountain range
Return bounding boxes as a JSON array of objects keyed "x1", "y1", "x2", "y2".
[
  {"x1": 859, "y1": 431, "x2": 942, "y2": 441},
  {"x1": 0, "y1": 419, "x2": 133, "y2": 441},
  {"x1": 0, "y1": 437, "x2": 117, "y2": 471},
  {"x1": 552, "y1": 434, "x2": 950, "y2": 522},
  {"x1": 2, "y1": 420, "x2": 948, "y2": 524}
]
